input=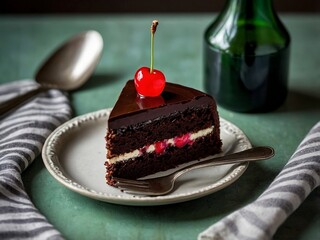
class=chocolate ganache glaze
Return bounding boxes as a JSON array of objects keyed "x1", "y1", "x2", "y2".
[{"x1": 108, "y1": 80, "x2": 215, "y2": 129}]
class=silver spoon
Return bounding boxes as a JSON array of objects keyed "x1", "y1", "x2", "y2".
[{"x1": 0, "y1": 30, "x2": 103, "y2": 115}]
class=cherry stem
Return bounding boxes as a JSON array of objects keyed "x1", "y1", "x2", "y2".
[{"x1": 150, "y1": 20, "x2": 158, "y2": 74}]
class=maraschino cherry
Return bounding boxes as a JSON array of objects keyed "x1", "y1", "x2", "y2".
[{"x1": 134, "y1": 20, "x2": 166, "y2": 97}]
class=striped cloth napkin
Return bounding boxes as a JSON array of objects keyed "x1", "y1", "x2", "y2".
[
  {"x1": 0, "y1": 80, "x2": 71, "y2": 239},
  {"x1": 198, "y1": 121, "x2": 320, "y2": 240}
]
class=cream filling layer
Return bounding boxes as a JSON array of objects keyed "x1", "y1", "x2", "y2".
[{"x1": 108, "y1": 126, "x2": 214, "y2": 164}]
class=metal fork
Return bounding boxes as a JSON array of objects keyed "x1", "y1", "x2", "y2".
[{"x1": 113, "y1": 146, "x2": 274, "y2": 196}]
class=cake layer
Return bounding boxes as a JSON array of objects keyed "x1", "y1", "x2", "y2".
[
  {"x1": 108, "y1": 126, "x2": 214, "y2": 164},
  {"x1": 107, "y1": 105, "x2": 218, "y2": 157},
  {"x1": 105, "y1": 133, "x2": 222, "y2": 181}
]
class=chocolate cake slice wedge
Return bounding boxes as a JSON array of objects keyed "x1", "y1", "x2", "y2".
[{"x1": 105, "y1": 80, "x2": 222, "y2": 185}]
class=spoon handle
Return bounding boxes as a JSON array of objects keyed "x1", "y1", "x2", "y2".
[{"x1": 0, "y1": 87, "x2": 44, "y2": 116}]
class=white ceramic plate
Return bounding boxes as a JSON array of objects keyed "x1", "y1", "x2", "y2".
[{"x1": 42, "y1": 108, "x2": 251, "y2": 206}]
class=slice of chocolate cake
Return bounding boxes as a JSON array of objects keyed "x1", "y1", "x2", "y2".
[{"x1": 105, "y1": 80, "x2": 222, "y2": 185}]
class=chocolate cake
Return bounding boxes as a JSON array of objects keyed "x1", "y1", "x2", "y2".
[{"x1": 105, "y1": 80, "x2": 222, "y2": 185}]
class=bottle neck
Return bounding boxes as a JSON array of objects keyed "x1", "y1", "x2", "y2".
[
  {"x1": 223, "y1": 0, "x2": 276, "y2": 26},
  {"x1": 206, "y1": 0, "x2": 289, "y2": 55}
]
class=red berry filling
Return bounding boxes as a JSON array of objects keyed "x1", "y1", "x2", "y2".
[
  {"x1": 174, "y1": 133, "x2": 193, "y2": 148},
  {"x1": 154, "y1": 141, "x2": 168, "y2": 154},
  {"x1": 139, "y1": 132, "x2": 194, "y2": 156}
]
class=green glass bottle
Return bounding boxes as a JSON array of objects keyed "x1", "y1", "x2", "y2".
[{"x1": 204, "y1": 0, "x2": 290, "y2": 112}]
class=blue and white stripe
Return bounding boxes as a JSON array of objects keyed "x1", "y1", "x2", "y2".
[
  {"x1": 0, "y1": 80, "x2": 70, "y2": 239},
  {"x1": 199, "y1": 122, "x2": 320, "y2": 240}
]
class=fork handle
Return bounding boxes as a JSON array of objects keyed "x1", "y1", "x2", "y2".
[{"x1": 173, "y1": 146, "x2": 274, "y2": 180}]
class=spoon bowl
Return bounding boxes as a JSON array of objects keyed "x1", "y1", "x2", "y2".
[
  {"x1": 36, "y1": 31, "x2": 103, "y2": 91},
  {"x1": 0, "y1": 31, "x2": 103, "y2": 115}
]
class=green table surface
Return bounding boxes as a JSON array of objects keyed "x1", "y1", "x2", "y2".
[{"x1": 1, "y1": 14, "x2": 319, "y2": 240}]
